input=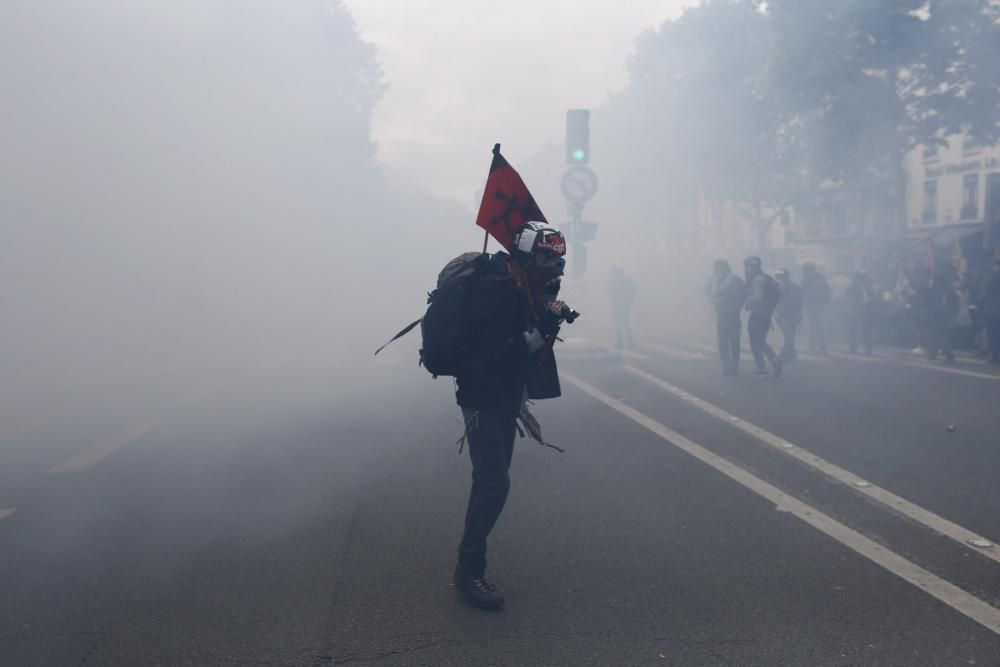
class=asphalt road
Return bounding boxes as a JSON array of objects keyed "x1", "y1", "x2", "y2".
[{"x1": 2, "y1": 334, "x2": 1000, "y2": 665}]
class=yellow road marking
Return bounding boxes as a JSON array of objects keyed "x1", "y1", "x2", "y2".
[{"x1": 563, "y1": 371, "x2": 1000, "y2": 637}]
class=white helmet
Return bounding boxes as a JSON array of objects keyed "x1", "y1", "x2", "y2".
[{"x1": 513, "y1": 221, "x2": 566, "y2": 257}]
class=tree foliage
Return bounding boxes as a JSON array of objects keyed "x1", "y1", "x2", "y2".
[{"x1": 614, "y1": 0, "x2": 999, "y2": 239}]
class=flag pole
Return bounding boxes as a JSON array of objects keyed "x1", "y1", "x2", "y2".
[{"x1": 481, "y1": 143, "x2": 501, "y2": 255}]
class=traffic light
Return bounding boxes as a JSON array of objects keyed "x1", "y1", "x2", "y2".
[{"x1": 566, "y1": 109, "x2": 590, "y2": 165}]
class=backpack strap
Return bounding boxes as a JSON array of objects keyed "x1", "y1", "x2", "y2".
[{"x1": 373, "y1": 318, "x2": 422, "y2": 357}]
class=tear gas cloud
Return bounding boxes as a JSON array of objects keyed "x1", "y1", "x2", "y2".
[{"x1": 3, "y1": 0, "x2": 998, "y2": 442}]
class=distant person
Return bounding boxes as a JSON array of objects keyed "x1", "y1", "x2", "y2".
[
  {"x1": 846, "y1": 270, "x2": 877, "y2": 355},
  {"x1": 608, "y1": 262, "x2": 637, "y2": 350},
  {"x1": 981, "y1": 258, "x2": 1000, "y2": 364},
  {"x1": 709, "y1": 259, "x2": 746, "y2": 375},
  {"x1": 890, "y1": 269, "x2": 917, "y2": 348},
  {"x1": 912, "y1": 267, "x2": 934, "y2": 354},
  {"x1": 801, "y1": 262, "x2": 830, "y2": 354},
  {"x1": 923, "y1": 272, "x2": 959, "y2": 362},
  {"x1": 775, "y1": 269, "x2": 803, "y2": 362},
  {"x1": 744, "y1": 256, "x2": 782, "y2": 378}
]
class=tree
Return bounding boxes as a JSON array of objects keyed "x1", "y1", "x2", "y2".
[
  {"x1": 767, "y1": 0, "x2": 999, "y2": 235},
  {"x1": 617, "y1": 0, "x2": 809, "y2": 250}
]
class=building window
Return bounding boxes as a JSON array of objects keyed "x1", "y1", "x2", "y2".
[
  {"x1": 922, "y1": 144, "x2": 939, "y2": 162},
  {"x1": 961, "y1": 174, "x2": 979, "y2": 220},
  {"x1": 962, "y1": 135, "x2": 982, "y2": 154},
  {"x1": 922, "y1": 180, "x2": 937, "y2": 224}
]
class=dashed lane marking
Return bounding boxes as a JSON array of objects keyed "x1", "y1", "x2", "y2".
[
  {"x1": 623, "y1": 364, "x2": 1000, "y2": 565},
  {"x1": 562, "y1": 371, "x2": 1000, "y2": 637},
  {"x1": 0, "y1": 509, "x2": 15, "y2": 522},
  {"x1": 49, "y1": 418, "x2": 160, "y2": 474}
]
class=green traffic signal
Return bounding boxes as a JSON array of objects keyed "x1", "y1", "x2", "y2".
[{"x1": 566, "y1": 109, "x2": 590, "y2": 165}]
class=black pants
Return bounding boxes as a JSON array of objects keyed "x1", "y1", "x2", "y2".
[
  {"x1": 457, "y1": 408, "x2": 516, "y2": 578},
  {"x1": 716, "y1": 314, "x2": 741, "y2": 372},
  {"x1": 748, "y1": 313, "x2": 777, "y2": 371}
]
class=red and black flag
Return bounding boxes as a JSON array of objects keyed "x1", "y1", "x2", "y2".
[{"x1": 475, "y1": 144, "x2": 547, "y2": 251}]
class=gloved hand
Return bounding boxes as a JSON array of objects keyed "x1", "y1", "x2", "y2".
[
  {"x1": 538, "y1": 300, "x2": 566, "y2": 336},
  {"x1": 523, "y1": 328, "x2": 546, "y2": 354}
]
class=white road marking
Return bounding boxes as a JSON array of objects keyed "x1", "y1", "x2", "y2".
[
  {"x1": 825, "y1": 350, "x2": 887, "y2": 363},
  {"x1": 687, "y1": 342, "x2": 828, "y2": 363},
  {"x1": 643, "y1": 343, "x2": 705, "y2": 361},
  {"x1": 886, "y1": 348, "x2": 990, "y2": 366},
  {"x1": 618, "y1": 349, "x2": 653, "y2": 362},
  {"x1": 623, "y1": 364, "x2": 1000, "y2": 565},
  {"x1": 0, "y1": 509, "x2": 15, "y2": 522},
  {"x1": 899, "y1": 360, "x2": 1000, "y2": 381},
  {"x1": 562, "y1": 371, "x2": 1000, "y2": 637},
  {"x1": 49, "y1": 418, "x2": 159, "y2": 473}
]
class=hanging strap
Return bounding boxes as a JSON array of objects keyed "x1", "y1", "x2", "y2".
[{"x1": 373, "y1": 318, "x2": 422, "y2": 357}]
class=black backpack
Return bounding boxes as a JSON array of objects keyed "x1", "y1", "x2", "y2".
[{"x1": 374, "y1": 252, "x2": 490, "y2": 378}]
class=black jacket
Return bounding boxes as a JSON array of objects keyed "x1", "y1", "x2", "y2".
[{"x1": 456, "y1": 253, "x2": 561, "y2": 419}]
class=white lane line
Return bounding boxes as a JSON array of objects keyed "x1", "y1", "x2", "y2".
[
  {"x1": 643, "y1": 343, "x2": 705, "y2": 361},
  {"x1": 561, "y1": 371, "x2": 1000, "y2": 636},
  {"x1": 623, "y1": 364, "x2": 1000, "y2": 565},
  {"x1": 619, "y1": 349, "x2": 654, "y2": 362},
  {"x1": 886, "y1": 349, "x2": 990, "y2": 366},
  {"x1": 49, "y1": 418, "x2": 159, "y2": 473},
  {"x1": 826, "y1": 350, "x2": 887, "y2": 363},
  {"x1": 899, "y1": 360, "x2": 1000, "y2": 381},
  {"x1": 0, "y1": 509, "x2": 15, "y2": 522},
  {"x1": 687, "y1": 342, "x2": 828, "y2": 363}
]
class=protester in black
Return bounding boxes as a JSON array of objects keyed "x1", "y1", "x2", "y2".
[
  {"x1": 453, "y1": 221, "x2": 567, "y2": 609},
  {"x1": 744, "y1": 256, "x2": 782, "y2": 378},
  {"x1": 775, "y1": 269, "x2": 803, "y2": 362},
  {"x1": 710, "y1": 259, "x2": 745, "y2": 375},
  {"x1": 922, "y1": 272, "x2": 959, "y2": 362}
]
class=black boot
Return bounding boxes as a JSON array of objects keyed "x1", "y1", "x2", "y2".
[{"x1": 454, "y1": 567, "x2": 505, "y2": 609}]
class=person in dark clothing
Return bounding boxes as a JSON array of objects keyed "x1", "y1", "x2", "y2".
[
  {"x1": 981, "y1": 259, "x2": 1000, "y2": 364},
  {"x1": 846, "y1": 270, "x2": 877, "y2": 355},
  {"x1": 775, "y1": 269, "x2": 803, "y2": 362},
  {"x1": 453, "y1": 221, "x2": 567, "y2": 609},
  {"x1": 922, "y1": 272, "x2": 959, "y2": 362},
  {"x1": 801, "y1": 262, "x2": 830, "y2": 354},
  {"x1": 709, "y1": 259, "x2": 745, "y2": 375},
  {"x1": 608, "y1": 262, "x2": 637, "y2": 349},
  {"x1": 744, "y1": 256, "x2": 782, "y2": 378}
]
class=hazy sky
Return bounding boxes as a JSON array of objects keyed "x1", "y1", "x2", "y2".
[{"x1": 343, "y1": 0, "x2": 691, "y2": 206}]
